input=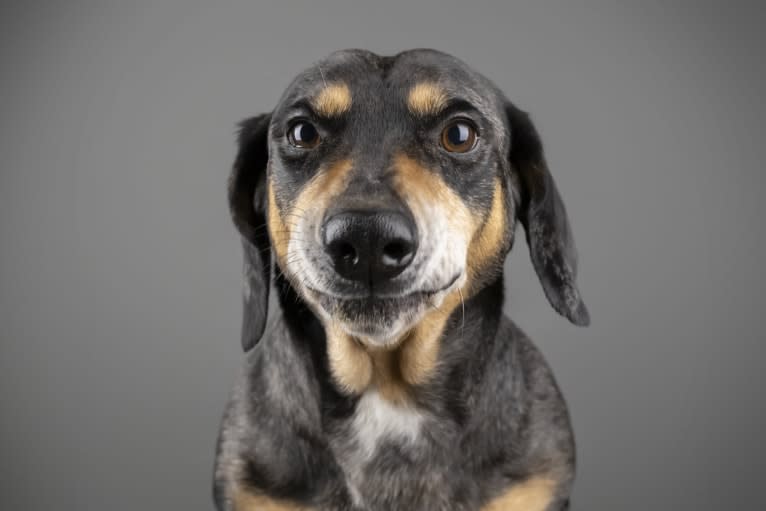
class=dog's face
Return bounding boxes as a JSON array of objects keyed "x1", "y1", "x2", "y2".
[{"x1": 230, "y1": 49, "x2": 589, "y2": 351}]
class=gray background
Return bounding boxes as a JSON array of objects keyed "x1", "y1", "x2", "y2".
[{"x1": 2, "y1": 1, "x2": 764, "y2": 510}]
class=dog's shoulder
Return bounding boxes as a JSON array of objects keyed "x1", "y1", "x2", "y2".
[
  {"x1": 454, "y1": 316, "x2": 575, "y2": 509},
  {"x1": 494, "y1": 315, "x2": 576, "y2": 476},
  {"x1": 214, "y1": 319, "x2": 346, "y2": 509}
]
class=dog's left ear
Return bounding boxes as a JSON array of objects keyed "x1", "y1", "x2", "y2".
[
  {"x1": 506, "y1": 102, "x2": 590, "y2": 326},
  {"x1": 228, "y1": 113, "x2": 273, "y2": 350}
]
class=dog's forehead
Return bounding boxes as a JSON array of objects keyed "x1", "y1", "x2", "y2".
[{"x1": 274, "y1": 49, "x2": 502, "y2": 118}]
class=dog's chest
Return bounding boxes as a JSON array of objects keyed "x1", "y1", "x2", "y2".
[
  {"x1": 328, "y1": 390, "x2": 464, "y2": 509},
  {"x1": 345, "y1": 390, "x2": 424, "y2": 457}
]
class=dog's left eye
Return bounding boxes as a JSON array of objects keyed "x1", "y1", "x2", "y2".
[{"x1": 288, "y1": 121, "x2": 320, "y2": 148}]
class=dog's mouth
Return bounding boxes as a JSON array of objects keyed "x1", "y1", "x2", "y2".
[
  {"x1": 306, "y1": 272, "x2": 461, "y2": 301},
  {"x1": 304, "y1": 272, "x2": 464, "y2": 345}
]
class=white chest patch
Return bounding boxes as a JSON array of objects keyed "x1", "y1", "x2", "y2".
[
  {"x1": 338, "y1": 391, "x2": 427, "y2": 507},
  {"x1": 350, "y1": 390, "x2": 425, "y2": 460}
]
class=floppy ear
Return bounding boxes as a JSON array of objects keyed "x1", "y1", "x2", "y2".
[
  {"x1": 228, "y1": 113, "x2": 272, "y2": 350},
  {"x1": 506, "y1": 103, "x2": 590, "y2": 326}
]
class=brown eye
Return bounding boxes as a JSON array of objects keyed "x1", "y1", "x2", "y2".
[
  {"x1": 288, "y1": 121, "x2": 320, "y2": 148},
  {"x1": 441, "y1": 120, "x2": 477, "y2": 153}
]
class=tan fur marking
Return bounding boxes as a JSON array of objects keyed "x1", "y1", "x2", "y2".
[
  {"x1": 233, "y1": 486, "x2": 312, "y2": 511},
  {"x1": 267, "y1": 180, "x2": 290, "y2": 264},
  {"x1": 326, "y1": 321, "x2": 373, "y2": 394},
  {"x1": 326, "y1": 321, "x2": 412, "y2": 402},
  {"x1": 368, "y1": 347, "x2": 411, "y2": 405},
  {"x1": 466, "y1": 178, "x2": 506, "y2": 288},
  {"x1": 312, "y1": 83, "x2": 352, "y2": 117},
  {"x1": 398, "y1": 289, "x2": 461, "y2": 385},
  {"x1": 326, "y1": 322, "x2": 447, "y2": 402},
  {"x1": 269, "y1": 159, "x2": 353, "y2": 268},
  {"x1": 392, "y1": 153, "x2": 473, "y2": 234},
  {"x1": 480, "y1": 476, "x2": 557, "y2": 511},
  {"x1": 325, "y1": 323, "x2": 413, "y2": 403},
  {"x1": 389, "y1": 154, "x2": 473, "y2": 386},
  {"x1": 407, "y1": 82, "x2": 449, "y2": 116},
  {"x1": 294, "y1": 158, "x2": 354, "y2": 217}
]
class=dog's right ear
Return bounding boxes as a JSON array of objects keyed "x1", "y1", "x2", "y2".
[
  {"x1": 228, "y1": 113, "x2": 272, "y2": 351},
  {"x1": 505, "y1": 103, "x2": 590, "y2": 327}
]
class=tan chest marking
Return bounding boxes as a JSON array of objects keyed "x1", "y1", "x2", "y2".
[
  {"x1": 233, "y1": 487, "x2": 312, "y2": 511},
  {"x1": 479, "y1": 476, "x2": 557, "y2": 511},
  {"x1": 325, "y1": 287, "x2": 461, "y2": 404}
]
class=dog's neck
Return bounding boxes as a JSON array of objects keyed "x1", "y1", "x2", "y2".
[{"x1": 276, "y1": 274, "x2": 505, "y2": 410}]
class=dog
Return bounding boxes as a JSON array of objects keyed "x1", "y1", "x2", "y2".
[{"x1": 213, "y1": 48, "x2": 589, "y2": 511}]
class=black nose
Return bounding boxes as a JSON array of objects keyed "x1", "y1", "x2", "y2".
[{"x1": 322, "y1": 210, "x2": 418, "y2": 286}]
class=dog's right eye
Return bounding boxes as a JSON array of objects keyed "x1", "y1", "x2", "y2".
[
  {"x1": 441, "y1": 120, "x2": 477, "y2": 153},
  {"x1": 288, "y1": 121, "x2": 320, "y2": 149}
]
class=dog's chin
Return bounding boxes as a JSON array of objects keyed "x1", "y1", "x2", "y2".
[
  {"x1": 305, "y1": 278, "x2": 462, "y2": 348},
  {"x1": 314, "y1": 293, "x2": 431, "y2": 347}
]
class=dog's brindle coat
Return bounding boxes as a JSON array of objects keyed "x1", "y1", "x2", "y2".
[{"x1": 214, "y1": 49, "x2": 589, "y2": 511}]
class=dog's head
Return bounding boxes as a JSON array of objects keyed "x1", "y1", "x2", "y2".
[{"x1": 230, "y1": 49, "x2": 589, "y2": 351}]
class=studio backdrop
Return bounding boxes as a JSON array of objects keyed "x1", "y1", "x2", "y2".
[{"x1": 1, "y1": 1, "x2": 764, "y2": 510}]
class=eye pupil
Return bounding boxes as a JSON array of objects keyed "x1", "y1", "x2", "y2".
[
  {"x1": 298, "y1": 123, "x2": 317, "y2": 142},
  {"x1": 448, "y1": 124, "x2": 468, "y2": 145},
  {"x1": 441, "y1": 121, "x2": 476, "y2": 153},
  {"x1": 289, "y1": 122, "x2": 319, "y2": 148}
]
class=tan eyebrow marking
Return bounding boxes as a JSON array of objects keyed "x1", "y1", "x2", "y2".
[
  {"x1": 311, "y1": 82, "x2": 352, "y2": 117},
  {"x1": 407, "y1": 82, "x2": 448, "y2": 116}
]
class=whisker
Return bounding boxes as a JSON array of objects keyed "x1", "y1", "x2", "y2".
[{"x1": 457, "y1": 286, "x2": 466, "y2": 341}]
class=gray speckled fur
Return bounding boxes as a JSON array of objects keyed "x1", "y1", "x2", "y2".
[
  {"x1": 214, "y1": 49, "x2": 588, "y2": 511},
  {"x1": 216, "y1": 309, "x2": 575, "y2": 511}
]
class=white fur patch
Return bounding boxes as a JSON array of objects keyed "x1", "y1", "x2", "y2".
[
  {"x1": 408, "y1": 197, "x2": 469, "y2": 294},
  {"x1": 351, "y1": 390, "x2": 425, "y2": 459},
  {"x1": 339, "y1": 390, "x2": 426, "y2": 506}
]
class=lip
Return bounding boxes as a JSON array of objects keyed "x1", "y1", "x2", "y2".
[{"x1": 305, "y1": 272, "x2": 463, "y2": 302}]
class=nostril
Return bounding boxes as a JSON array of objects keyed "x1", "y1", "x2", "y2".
[
  {"x1": 329, "y1": 240, "x2": 359, "y2": 266},
  {"x1": 381, "y1": 239, "x2": 414, "y2": 267}
]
